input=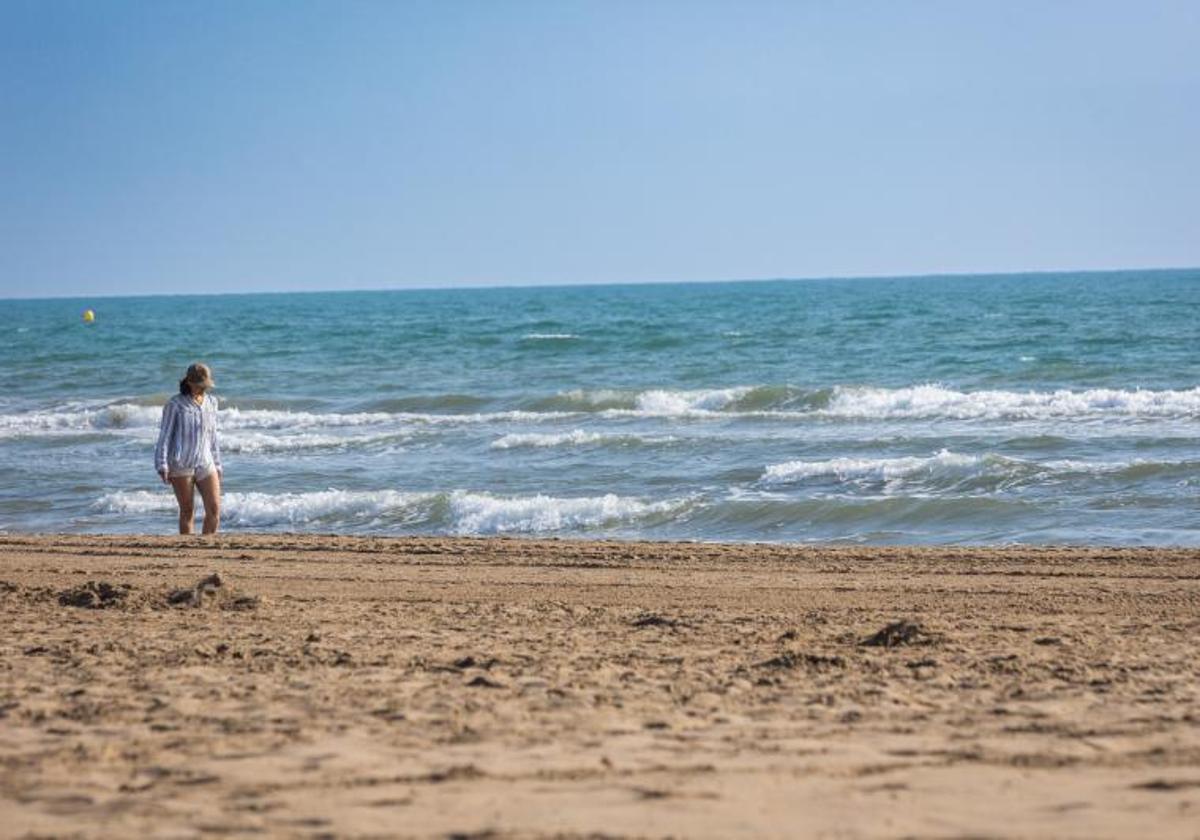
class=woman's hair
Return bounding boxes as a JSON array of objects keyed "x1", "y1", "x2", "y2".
[{"x1": 179, "y1": 362, "x2": 213, "y2": 395}]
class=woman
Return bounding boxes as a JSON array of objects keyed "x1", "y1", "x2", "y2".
[{"x1": 155, "y1": 363, "x2": 223, "y2": 534}]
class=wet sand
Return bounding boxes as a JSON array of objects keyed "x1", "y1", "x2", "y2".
[{"x1": 2, "y1": 533, "x2": 1199, "y2": 839}]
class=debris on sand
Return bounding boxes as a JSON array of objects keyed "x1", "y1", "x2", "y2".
[
  {"x1": 168, "y1": 573, "x2": 223, "y2": 607},
  {"x1": 466, "y1": 675, "x2": 504, "y2": 689},
  {"x1": 861, "y1": 620, "x2": 924, "y2": 648},
  {"x1": 57, "y1": 581, "x2": 129, "y2": 609},
  {"x1": 167, "y1": 574, "x2": 259, "y2": 610},
  {"x1": 757, "y1": 651, "x2": 846, "y2": 670},
  {"x1": 1133, "y1": 779, "x2": 1200, "y2": 792},
  {"x1": 631, "y1": 613, "x2": 678, "y2": 628}
]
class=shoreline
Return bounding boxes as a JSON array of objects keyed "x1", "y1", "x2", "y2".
[
  {"x1": 3, "y1": 534, "x2": 1199, "y2": 838},
  {"x1": 6, "y1": 530, "x2": 1200, "y2": 552}
]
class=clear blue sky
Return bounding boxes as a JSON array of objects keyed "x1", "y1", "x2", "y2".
[{"x1": 2, "y1": 0, "x2": 1197, "y2": 297}]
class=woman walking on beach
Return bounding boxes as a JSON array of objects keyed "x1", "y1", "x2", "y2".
[{"x1": 155, "y1": 363, "x2": 222, "y2": 534}]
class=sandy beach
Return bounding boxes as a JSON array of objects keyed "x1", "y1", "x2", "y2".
[{"x1": 2, "y1": 534, "x2": 1198, "y2": 839}]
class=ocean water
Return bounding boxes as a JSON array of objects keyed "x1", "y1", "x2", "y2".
[{"x1": 2, "y1": 269, "x2": 1198, "y2": 544}]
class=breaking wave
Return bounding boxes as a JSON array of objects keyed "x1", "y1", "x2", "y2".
[
  {"x1": 0, "y1": 402, "x2": 571, "y2": 438},
  {"x1": 97, "y1": 489, "x2": 436, "y2": 528},
  {"x1": 492, "y1": 430, "x2": 606, "y2": 449},
  {"x1": 524, "y1": 384, "x2": 1200, "y2": 420},
  {"x1": 490, "y1": 430, "x2": 675, "y2": 450},
  {"x1": 218, "y1": 431, "x2": 410, "y2": 454},
  {"x1": 762, "y1": 450, "x2": 984, "y2": 485},
  {"x1": 5, "y1": 385, "x2": 1199, "y2": 442},
  {"x1": 97, "y1": 489, "x2": 692, "y2": 534},
  {"x1": 819, "y1": 384, "x2": 1200, "y2": 421},
  {"x1": 761, "y1": 451, "x2": 1200, "y2": 490},
  {"x1": 447, "y1": 491, "x2": 688, "y2": 534},
  {"x1": 527, "y1": 385, "x2": 819, "y2": 415}
]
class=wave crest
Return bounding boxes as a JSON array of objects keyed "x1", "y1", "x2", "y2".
[
  {"x1": 530, "y1": 385, "x2": 826, "y2": 415},
  {"x1": 490, "y1": 430, "x2": 676, "y2": 450},
  {"x1": 520, "y1": 333, "x2": 580, "y2": 341},
  {"x1": 822, "y1": 384, "x2": 1200, "y2": 420},
  {"x1": 762, "y1": 450, "x2": 983, "y2": 485},
  {"x1": 6, "y1": 384, "x2": 1200, "y2": 443},
  {"x1": 491, "y1": 430, "x2": 605, "y2": 449},
  {"x1": 96, "y1": 489, "x2": 436, "y2": 527},
  {"x1": 219, "y1": 431, "x2": 409, "y2": 454},
  {"x1": 448, "y1": 491, "x2": 687, "y2": 534},
  {"x1": 97, "y1": 489, "x2": 690, "y2": 534}
]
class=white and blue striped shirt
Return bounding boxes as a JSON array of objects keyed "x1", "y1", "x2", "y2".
[{"x1": 154, "y1": 393, "x2": 222, "y2": 474}]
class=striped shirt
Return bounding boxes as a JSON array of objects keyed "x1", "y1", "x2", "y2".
[{"x1": 154, "y1": 393, "x2": 222, "y2": 474}]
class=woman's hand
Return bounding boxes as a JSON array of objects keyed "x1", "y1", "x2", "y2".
[{"x1": 159, "y1": 469, "x2": 170, "y2": 484}]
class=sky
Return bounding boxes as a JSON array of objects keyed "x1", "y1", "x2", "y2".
[{"x1": 1, "y1": 0, "x2": 1198, "y2": 298}]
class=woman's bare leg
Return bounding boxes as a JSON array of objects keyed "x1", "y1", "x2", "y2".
[
  {"x1": 197, "y1": 471, "x2": 222, "y2": 535},
  {"x1": 169, "y1": 476, "x2": 196, "y2": 535}
]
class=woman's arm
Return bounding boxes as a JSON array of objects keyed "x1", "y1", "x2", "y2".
[
  {"x1": 209, "y1": 397, "x2": 222, "y2": 473},
  {"x1": 155, "y1": 399, "x2": 177, "y2": 479}
]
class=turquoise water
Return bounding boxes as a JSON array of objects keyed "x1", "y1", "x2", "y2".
[{"x1": 2, "y1": 269, "x2": 1198, "y2": 544}]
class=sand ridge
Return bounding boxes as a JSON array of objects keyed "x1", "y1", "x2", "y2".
[{"x1": 2, "y1": 534, "x2": 1199, "y2": 838}]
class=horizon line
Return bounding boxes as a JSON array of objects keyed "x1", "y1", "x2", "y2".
[{"x1": 2, "y1": 263, "x2": 1197, "y2": 302}]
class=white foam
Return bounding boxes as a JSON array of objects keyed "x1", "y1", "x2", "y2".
[
  {"x1": 218, "y1": 406, "x2": 396, "y2": 429},
  {"x1": 491, "y1": 430, "x2": 606, "y2": 449},
  {"x1": 221, "y1": 407, "x2": 570, "y2": 428},
  {"x1": 540, "y1": 387, "x2": 752, "y2": 414},
  {"x1": 97, "y1": 487, "x2": 688, "y2": 534},
  {"x1": 1038, "y1": 458, "x2": 1164, "y2": 475},
  {"x1": 447, "y1": 491, "x2": 685, "y2": 534},
  {"x1": 551, "y1": 388, "x2": 634, "y2": 408},
  {"x1": 224, "y1": 489, "x2": 435, "y2": 526},
  {"x1": 521, "y1": 333, "x2": 579, "y2": 340},
  {"x1": 0, "y1": 402, "x2": 161, "y2": 435},
  {"x1": 0, "y1": 401, "x2": 575, "y2": 439},
  {"x1": 8, "y1": 384, "x2": 1199, "y2": 442},
  {"x1": 96, "y1": 490, "x2": 176, "y2": 514},
  {"x1": 218, "y1": 431, "x2": 406, "y2": 454},
  {"x1": 820, "y1": 385, "x2": 1200, "y2": 421},
  {"x1": 631, "y1": 387, "x2": 752, "y2": 416},
  {"x1": 490, "y1": 430, "x2": 675, "y2": 449},
  {"x1": 98, "y1": 489, "x2": 437, "y2": 527},
  {"x1": 762, "y1": 449, "x2": 982, "y2": 485}
]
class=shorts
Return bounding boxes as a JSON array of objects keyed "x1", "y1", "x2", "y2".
[{"x1": 168, "y1": 463, "x2": 219, "y2": 482}]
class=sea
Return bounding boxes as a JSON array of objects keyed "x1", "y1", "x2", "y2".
[{"x1": 2, "y1": 269, "x2": 1198, "y2": 545}]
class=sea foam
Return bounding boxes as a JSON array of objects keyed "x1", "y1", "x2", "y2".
[
  {"x1": 520, "y1": 333, "x2": 580, "y2": 341},
  {"x1": 10, "y1": 384, "x2": 1196, "y2": 441},
  {"x1": 761, "y1": 449, "x2": 982, "y2": 485},
  {"x1": 447, "y1": 491, "x2": 687, "y2": 534},
  {"x1": 490, "y1": 430, "x2": 675, "y2": 449},
  {"x1": 97, "y1": 488, "x2": 689, "y2": 534},
  {"x1": 0, "y1": 402, "x2": 572, "y2": 439},
  {"x1": 631, "y1": 387, "x2": 751, "y2": 415},
  {"x1": 820, "y1": 385, "x2": 1200, "y2": 421},
  {"x1": 218, "y1": 431, "x2": 407, "y2": 454},
  {"x1": 490, "y1": 430, "x2": 606, "y2": 449},
  {"x1": 98, "y1": 489, "x2": 437, "y2": 527}
]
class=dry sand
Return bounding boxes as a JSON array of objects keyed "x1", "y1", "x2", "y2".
[{"x1": 1, "y1": 533, "x2": 1198, "y2": 839}]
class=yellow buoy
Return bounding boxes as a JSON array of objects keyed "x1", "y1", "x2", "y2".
[{"x1": 82, "y1": 309, "x2": 95, "y2": 323}]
